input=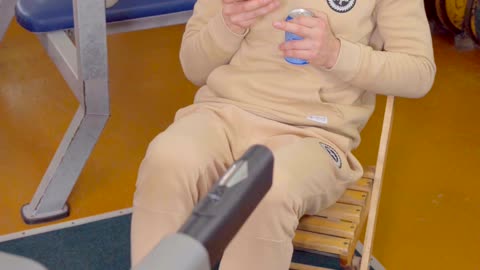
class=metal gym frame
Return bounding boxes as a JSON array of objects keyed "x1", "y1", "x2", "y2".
[{"x1": 0, "y1": 0, "x2": 192, "y2": 224}]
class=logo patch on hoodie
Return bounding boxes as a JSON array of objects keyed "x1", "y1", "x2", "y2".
[
  {"x1": 326, "y1": 0, "x2": 356, "y2": 13},
  {"x1": 320, "y1": 143, "x2": 342, "y2": 168}
]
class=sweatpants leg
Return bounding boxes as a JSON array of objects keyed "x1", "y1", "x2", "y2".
[
  {"x1": 219, "y1": 135, "x2": 355, "y2": 270},
  {"x1": 130, "y1": 106, "x2": 235, "y2": 266},
  {"x1": 131, "y1": 103, "x2": 363, "y2": 270}
]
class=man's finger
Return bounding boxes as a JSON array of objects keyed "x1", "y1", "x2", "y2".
[
  {"x1": 279, "y1": 40, "x2": 317, "y2": 51},
  {"x1": 223, "y1": 0, "x2": 245, "y2": 3},
  {"x1": 224, "y1": 0, "x2": 274, "y2": 15},
  {"x1": 289, "y1": 16, "x2": 320, "y2": 28},
  {"x1": 240, "y1": 0, "x2": 273, "y2": 11},
  {"x1": 310, "y1": 9, "x2": 329, "y2": 20},
  {"x1": 230, "y1": 0, "x2": 279, "y2": 22},
  {"x1": 282, "y1": 49, "x2": 315, "y2": 60},
  {"x1": 273, "y1": 21, "x2": 312, "y2": 38}
]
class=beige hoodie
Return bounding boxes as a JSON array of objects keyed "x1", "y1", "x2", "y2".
[{"x1": 179, "y1": 0, "x2": 436, "y2": 152}]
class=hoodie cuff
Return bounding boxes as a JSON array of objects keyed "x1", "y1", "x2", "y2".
[
  {"x1": 207, "y1": 12, "x2": 249, "y2": 53},
  {"x1": 323, "y1": 38, "x2": 362, "y2": 82}
]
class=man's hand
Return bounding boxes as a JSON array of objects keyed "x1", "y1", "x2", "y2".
[
  {"x1": 223, "y1": 0, "x2": 280, "y2": 35},
  {"x1": 273, "y1": 10, "x2": 340, "y2": 69}
]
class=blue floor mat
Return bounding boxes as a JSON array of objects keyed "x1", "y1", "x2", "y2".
[
  {"x1": 0, "y1": 214, "x2": 370, "y2": 269},
  {"x1": 0, "y1": 215, "x2": 131, "y2": 270}
]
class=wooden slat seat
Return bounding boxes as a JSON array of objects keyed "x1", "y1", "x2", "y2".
[
  {"x1": 348, "y1": 178, "x2": 373, "y2": 193},
  {"x1": 298, "y1": 216, "x2": 357, "y2": 239},
  {"x1": 293, "y1": 230, "x2": 350, "y2": 256},
  {"x1": 338, "y1": 190, "x2": 368, "y2": 206},
  {"x1": 317, "y1": 202, "x2": 363, "y2": 224},
  {"x1": 291, "y1": 167, "x2": 375, "y2": 270},
  {"x1": 291, "y1": 262, "x2": 334, "y2": 270}
]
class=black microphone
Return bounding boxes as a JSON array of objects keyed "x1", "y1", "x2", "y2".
[{"x1": 178, "y1": 144, "x2": 274, "y2": 267}]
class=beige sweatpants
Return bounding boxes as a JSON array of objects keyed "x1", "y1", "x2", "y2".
[{"x1": 131, "y1": 103, "x2": 362, "y2": 270}]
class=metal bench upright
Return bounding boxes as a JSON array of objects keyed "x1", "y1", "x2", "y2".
[{"x1": 0, "y1": 0, "x2": 195, "y2": 224}]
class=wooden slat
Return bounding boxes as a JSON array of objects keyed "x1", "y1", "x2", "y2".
[
  {"x1": 340, "y1": 188, "x2": 372, "y2": 266},
  {"x1": 316, "y1": 203, "x2": 362, "y2": 223},
  {"x1": 293, "y1": 230, "x2": 350, "y2": 256},
  {"x1": 348, "y1": 177, "x2": 373, "y2": 192},
  {"x1": 298, "y1": 216, "x2": 357, "y2": 239},
  {"x1": 290, "y1": 262, "x2": 334, "y2": 270},
  {"x1": 338, "y1": 190, "x2": 368, "y2": 206}
]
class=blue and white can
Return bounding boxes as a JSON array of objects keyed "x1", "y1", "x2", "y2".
[{"x1": 285, "y1": 8, "x2": 314, "y2": 65}]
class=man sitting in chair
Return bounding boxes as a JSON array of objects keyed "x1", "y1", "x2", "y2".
[{"x1": 130, "y1": 0, "x2": 436, "y2": 269}]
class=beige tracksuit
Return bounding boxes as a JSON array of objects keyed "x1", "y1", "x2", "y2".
[{"x1": 131, "y1": 0, "x2": 436, "y2": 269}]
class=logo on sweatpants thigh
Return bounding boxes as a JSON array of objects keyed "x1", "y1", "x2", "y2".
[
  {"x1": 326, "y1": 0, "x2": 356, "y2": 13},
  {"x1": 319, "y1": 142, "x2": 342, "y2": 168}
]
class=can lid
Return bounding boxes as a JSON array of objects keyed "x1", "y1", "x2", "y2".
[{"x1": 288, "y1": 8, "x2": 314, "y2": 18}]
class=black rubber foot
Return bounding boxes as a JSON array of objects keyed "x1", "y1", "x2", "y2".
[{"x1": 21, "y1": 203, "x2": 70, "y2": 225}]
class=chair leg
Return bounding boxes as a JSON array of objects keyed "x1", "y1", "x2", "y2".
[
  {"x1": 341, "y1": 256, "x2": 361, "y2": 270},
  {"x1": 21, "y1": 0, "x2": 109, "y2": 224},
  {"x1": 351, "y1": 256, "x2": 361, "y2": 270},
  {"x1": 340, "y1": 255, "x2": 353, "y2": 270},
  {"x1": 0, "y1": 0, "x2": 17, "y2": 42}
]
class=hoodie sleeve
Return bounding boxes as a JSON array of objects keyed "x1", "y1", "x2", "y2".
[
  {"x1": 179, "y1": 0, "x2": 248, "y2": 86},
  {"x1": 324, "y1": 0, "x2": 436, "y2": 98}
]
